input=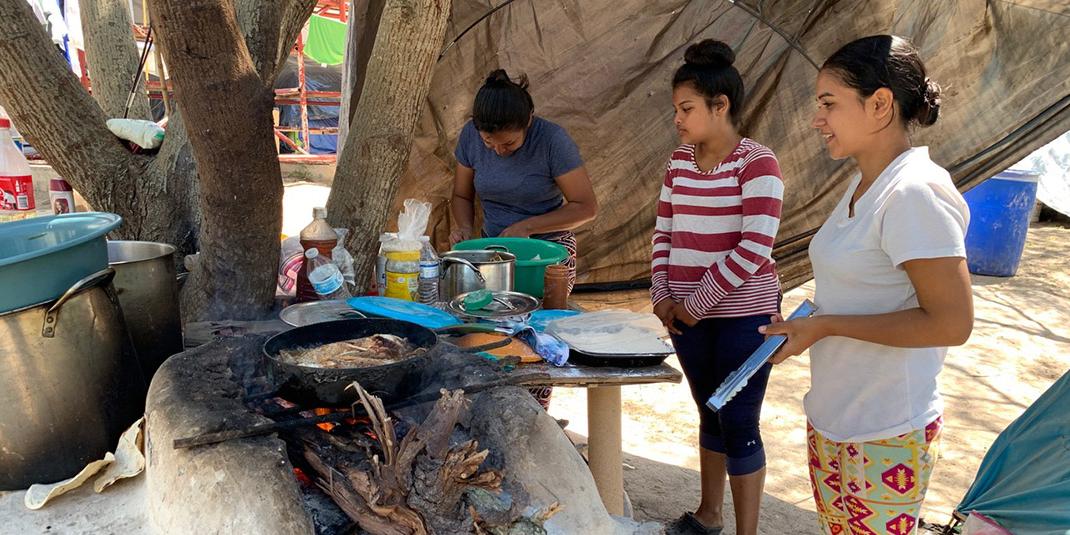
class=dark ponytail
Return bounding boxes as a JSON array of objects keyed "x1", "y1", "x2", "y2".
[
  {"x1": 822, "y1": 35, "x2": 942, "y2": 127},
  {"x1": 672, "y1": 39, "x2": 745, "y2": 124},
  {"x1": 472, "y1": 69, "x2": 535, "y2": 133}
]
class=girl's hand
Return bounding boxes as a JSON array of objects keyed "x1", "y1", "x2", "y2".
[
  {"x1": 759, "y1": 316, "x2": 828, "y2": 364},
  {"x1": 671, "y1": 303, "x2": 700, "y2": 328},
  {"x1": 653, "y1": 299, "x2": 674, "y2": 323}
]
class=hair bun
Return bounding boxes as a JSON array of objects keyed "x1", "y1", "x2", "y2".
[
  {"x1": 484, "y1": 69, "x2": 529, "y2": 91},
  {"x1": 684, "y1": 39, "x2": 735, "y2": 69},
  {"x1": 917, "y1": 77, "x2": 941, "y2": 126},
  {"x1": 485, "y1": 69, "x2": 512, "y2": 85}
]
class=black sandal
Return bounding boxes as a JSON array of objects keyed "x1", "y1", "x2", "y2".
[{"x1": 666, "y1": 512, "x2": 723, "y2": 535}]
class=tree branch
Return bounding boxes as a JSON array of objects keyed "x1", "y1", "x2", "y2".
[
  {"x1": 80, "y1": 0, "x2": 151, "y2": 120},
  {"x1": 337, "y1": 0, "x2": 386, "y2": 154},
  {"x1": 235, "y1": 0, "x2": 316, "y2": 86}
]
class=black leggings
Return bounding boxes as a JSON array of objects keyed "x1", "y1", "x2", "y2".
[{"x1": 670, "y1": 314, "x2": 773, "y2": 476}]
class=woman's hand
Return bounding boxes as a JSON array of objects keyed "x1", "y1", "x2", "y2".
[
  {"x1": 449, "y1": 227, "x2": 472, "y2": 246},
  {"x1": 759, "y1": 316, "x2": 828, "y2": 364},
  {"x1": 499, "y1": 221, "x2": 532, "y2": 238}
]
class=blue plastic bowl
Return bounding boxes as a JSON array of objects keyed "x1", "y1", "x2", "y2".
[{"x1": 0, "y1": 212, "x2": 122, "y2": 313}]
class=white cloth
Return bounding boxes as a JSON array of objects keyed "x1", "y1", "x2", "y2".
[{"x1": 805, "y1": 147, "x2": 969, "y2": 443}]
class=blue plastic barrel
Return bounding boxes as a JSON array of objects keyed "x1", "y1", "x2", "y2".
[{"x1": 963, "y1": 170, "x2": 1039, "y2": 277}]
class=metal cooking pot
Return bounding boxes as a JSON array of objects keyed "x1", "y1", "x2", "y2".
[
  {"x1": 0, "y1": 269, "x2": 147, "y2": 490},
  {"x1": 439, "y1": 249, "x2": 515, "y2": 301},
  {"x1": 108, "y1": 241, "x2": 182, "y2": 382}
]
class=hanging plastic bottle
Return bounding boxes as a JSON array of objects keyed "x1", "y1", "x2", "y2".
[
  {"x1": 305, "y1": 248, "x2": 351, "y2": 300},
  {"x1": 296, "y1": 207, "x2": 337, "y2": 302},
  {"x1": 0, "y1": 116, "x2": 34, "y2": 211},
  {"x1": 417, "y1": 236, "x2": 441, "y2": 304}
]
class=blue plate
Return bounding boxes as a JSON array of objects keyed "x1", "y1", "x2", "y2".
[{"x1": 346, "y1": 296, "x2": 461, "y2": 329}]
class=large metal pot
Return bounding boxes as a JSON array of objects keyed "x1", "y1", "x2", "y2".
[
  {"x1": 439, "y1": 249, "x2": 515, "y2": 301},
  {"x1": 108, "y1": 241, "x2": 182, "y2": 381},
  {"x1": 0, "y1": 269, "x2": 147, "y2": 490}
]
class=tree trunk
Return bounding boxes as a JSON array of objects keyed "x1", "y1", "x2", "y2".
[
  {"x1": 80, "y1": 0, "x2": 151, "y2": 120},
  {"x1": 150, "y1": 0, "x2": 284, "y2": 320},
  {"x1": 336, "y1": 0, "x2": 386, "y2": 155},
  {"x1": 328, "y1": 0, "x2": 452, "y2": 293}
]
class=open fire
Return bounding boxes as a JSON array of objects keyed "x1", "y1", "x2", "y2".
[{"x1": 244, "y1": 375, "x2": 555, "y2": 535}]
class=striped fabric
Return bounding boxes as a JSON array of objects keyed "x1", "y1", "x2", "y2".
[{"x1": 651, "y1": 139, "x2": 784, "y2": 319}]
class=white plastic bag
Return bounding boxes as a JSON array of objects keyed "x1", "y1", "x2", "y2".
[
  {"x1": 382, "y1": 199, "x2": 431, "y2": 253},
  {"x1": 278, "y1": 236, "x2": 303, "y2": 296},
  {"x1": 332, "y1": 228, "x2": 356, "y2": 285},
  {"x1": 106, "y1": 118, "x2": 165, "y2": 149}
]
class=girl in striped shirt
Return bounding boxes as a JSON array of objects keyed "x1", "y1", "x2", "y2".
[{"x1": 653, "y1": 40, "x2": 784, "y2": 535}]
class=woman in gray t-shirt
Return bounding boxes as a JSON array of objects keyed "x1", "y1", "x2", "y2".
[{"x1": 450, "y1": 70, "x2": 598, "y2": 294}]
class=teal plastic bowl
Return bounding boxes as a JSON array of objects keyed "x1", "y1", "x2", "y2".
[
  {"x1": 453, "y1": 237, "x2": 568, "y2": 297},
  {"x1": 0, "y1": 212, "x2": 122, "y2": 313}
]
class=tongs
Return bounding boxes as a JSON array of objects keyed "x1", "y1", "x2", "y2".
[{"x1": 706, "y1": 299, "x2": 817, "y2": 411}]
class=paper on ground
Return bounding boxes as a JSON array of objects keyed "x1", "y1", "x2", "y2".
[{"x1": 22, "y1": 417, "x2": 145, "y2": 510}]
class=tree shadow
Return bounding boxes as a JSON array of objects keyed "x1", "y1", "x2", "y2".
[{"x1": 559, "y1": 437, "x2": 824, "y2": 535}]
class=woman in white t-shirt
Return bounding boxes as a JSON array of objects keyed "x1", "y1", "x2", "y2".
[{"x1": 761, "y1": 35, "x2": 973, "y2": 534}]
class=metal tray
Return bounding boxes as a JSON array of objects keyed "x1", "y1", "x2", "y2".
[{"x1": 447, "y1": 290, "x2": 540, "y2": 321}]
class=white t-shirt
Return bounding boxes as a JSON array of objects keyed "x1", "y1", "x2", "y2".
[{"x1": 805, "y1": 147, "x2": 970, "y2": 443}]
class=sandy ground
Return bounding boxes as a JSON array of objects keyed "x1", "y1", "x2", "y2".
[
  {"x1": 1, "y1": 223, "x2": 1066, "y2": 533},
  {"x1": 554, "y1": 222, "x2": 1070, "y2": 534}
]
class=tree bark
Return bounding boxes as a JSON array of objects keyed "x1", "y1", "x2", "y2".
[
  {"x1": 328, "y1": 0, "x2": 452, "y2": 293},
  {"x1": 336, "y1": 0, "x2": 387, "y2": 154},
  {"x1": 150, "y1": 0, "x2": 283, "y2": 320},
  {"x1": 80, "y1": 0, "x2": 151, "y2": 120}
]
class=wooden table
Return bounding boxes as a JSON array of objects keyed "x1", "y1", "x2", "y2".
[{"x1": 518, "y1": 361, "x2": 682, "y2": 516}]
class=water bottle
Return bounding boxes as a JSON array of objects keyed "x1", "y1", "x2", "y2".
[
  {"x1": 305, "y1": 248, "x2": 351, "y2": 300},
  {"x1": 417, "y1": 236, "x2": 441, "y2": 304},
  {"x1": 296, "y1": 207, "x2": 338, "y2": 302}
]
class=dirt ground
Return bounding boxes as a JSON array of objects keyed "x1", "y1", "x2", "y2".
[{"x1": 552, "y1": 223, "x2": 1070, "y2": 534}]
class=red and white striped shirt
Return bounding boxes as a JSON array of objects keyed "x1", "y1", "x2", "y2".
[{"x1": 651, "y1": 139, "x2": 784, "y2": 319}]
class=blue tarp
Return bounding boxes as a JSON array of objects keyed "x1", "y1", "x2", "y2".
[{"x1": 956, "y1": 369, "x2": 1070, "y2": 534}]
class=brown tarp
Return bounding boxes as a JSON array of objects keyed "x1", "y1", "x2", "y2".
[{"x1": 383, "y1": 0, "x2": 1070, "y2": 291}]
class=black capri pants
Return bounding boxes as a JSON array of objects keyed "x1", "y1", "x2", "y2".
[{"x1": 669, "y1": 314, "x2": 773, "y2": 476}]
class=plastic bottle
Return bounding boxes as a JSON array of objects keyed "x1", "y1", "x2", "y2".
[
  {"x1": 0, "y1": 117, "x2": 34, "y2": 211},
  {"x1": 296, "y1": 207, "x2": 337, "y2": 302},
  {"x1": 417, "y1": 236, "x2": 441, "y2": 304},
  {"x1": 48, "y1": 178, "x2": 76, "y2": 214},
  {"x1": 375, "y1": 232, "x2": 396, "y2": 296},
  {"x1": 542, "y1": 264, "x2": 571, "y2": 310},
  {"x1": 384, "y1": 250, "x2": 420, "y2": 301},
  {"x1": 305, "y1": 248, "x2": 351, "y2": 300}
]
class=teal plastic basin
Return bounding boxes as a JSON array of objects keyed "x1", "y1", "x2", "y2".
[
  {"x1": 0, "y1": 212, "x2": 122, "y2": 313},
  {"x1": 453, "y1": 237, "x2": 568, "y2": 297}
]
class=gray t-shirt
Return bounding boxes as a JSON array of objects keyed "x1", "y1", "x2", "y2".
[{"x1": 454, "y1": 117, "x2": 584, "y2": 237}]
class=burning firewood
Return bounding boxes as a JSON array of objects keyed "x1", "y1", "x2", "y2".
[{"x1": 298, "y1": 382, "x2": 508, "y2": 534}]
